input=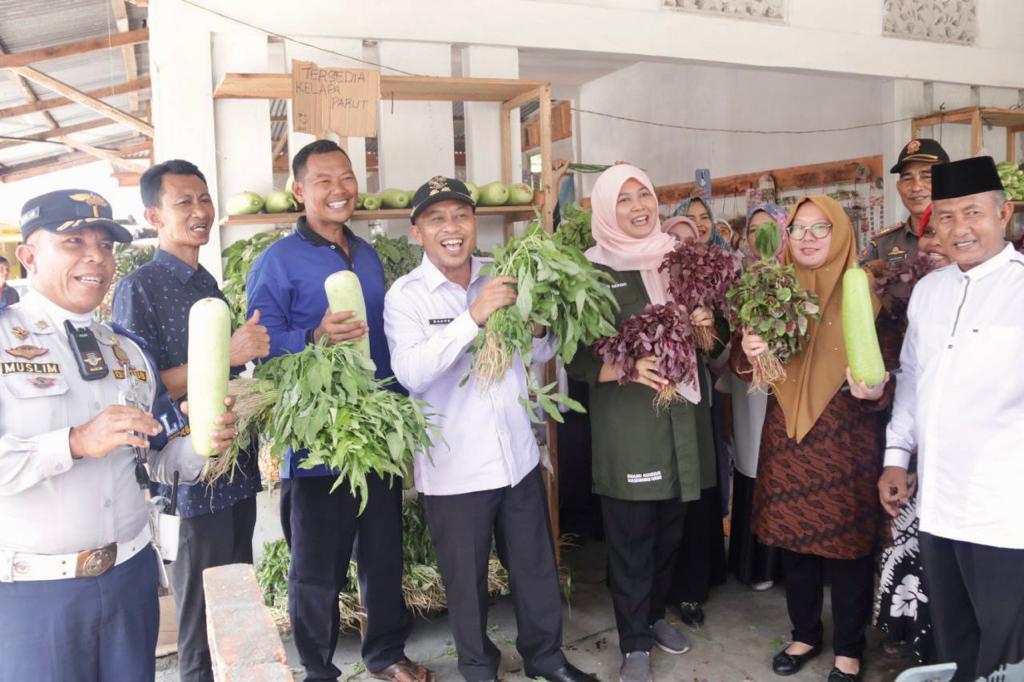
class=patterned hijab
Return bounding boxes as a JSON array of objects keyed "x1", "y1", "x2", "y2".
[
  {"x1": 673, "y1": 196, "x2": 729, "y2": 250},
  {"x1": 774, "y1": 195, "x2": 879, "y2": 443}
]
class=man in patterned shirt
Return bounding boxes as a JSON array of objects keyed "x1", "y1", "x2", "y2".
[{"x1": 113, "y1": 160, "x2": 270, "y2": 682}]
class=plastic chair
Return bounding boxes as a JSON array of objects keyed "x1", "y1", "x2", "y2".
[{"x1": 894, "y1": 663, "x2": 957, "y2": 682}]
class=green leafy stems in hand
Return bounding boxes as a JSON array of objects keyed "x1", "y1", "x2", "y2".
[
  {"x1": 725, "y1": 221, "x2": 820, "y2": 392},
  {"x1": 467, "y1": 219, "x2": 618, "y2": 418}
]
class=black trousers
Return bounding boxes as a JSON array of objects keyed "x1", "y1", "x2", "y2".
[
  {"x1": 283, "y1": 474, "x2": 411, "y2": 681},
  {"x1": 170, "y1": 496, "x2": 258, "y2": 682},
  {"x1": 600, "y1": 495, "x2": 687, "y2": 654},
  {"x1": 919, "y1": 532, "x2": 1024, "y2": 681},
  {"x1": 781, "y1": 550, "x2": 874, "y2": 658},
  {"x1": 422, "y1": 467, "x2": 567, "y2": 682},
  {"x1": 668, "y1": 484, "x2": 727, "y2": 605}
]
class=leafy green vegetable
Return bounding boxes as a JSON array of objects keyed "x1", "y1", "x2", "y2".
[
  {"x1": 725, "y1": 222, "x2": 820, "y2": 391},
  {"x1": 232, "y1": 341, "x2": 438, "y2": 512},
  {"x1": 371, "y1": 234, "x2": 423, "y2": 289},
  {"x1": 255, "y1": 539, "x2": 291, "y2": 611},
  {"x1": 468, "y1": 219, "x2": 617, "y2": 420},
  {"x1": 552, "y1": 204, "x2": 595, "y2": 253},
  {"x1": 222, "y1": 229, "x2": 288, "y2": 327},
  {"x1": 100, "y1": 244, "x2": 155, "y2": 320}
]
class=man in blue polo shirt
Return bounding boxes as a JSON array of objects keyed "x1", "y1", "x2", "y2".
[
  {"x1": 113, "y1": 160, "x2": 270, "y2": 682},
  {"x1": 247, "y1": 140, "x2": 433, "y2": 682}
]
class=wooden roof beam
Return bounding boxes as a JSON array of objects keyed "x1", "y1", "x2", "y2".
[
  {"x1": 55, "y1": 137, "x2": 146, "y2": 171},
  {"x1": 0, "y1": 118, "x2": 117, "y2": 151},
  {"x1": 0, "y1": 29, "x2": 148, "y2": 69},
  {"x1": 0, "y1": 138, "x2": 149, "y2": 183},
  {"x1": 0, "y1": 78, "x2": 150, "y2": 120},
  {"x1": 0, "y1": 40, "x2": 58, "y2": 130},
  {"x1": 9, "y1": 67, "x2": 153, "y2": 137},
  {"x1": 109, "y1": 0, "x2": 141, "y2": 112}
]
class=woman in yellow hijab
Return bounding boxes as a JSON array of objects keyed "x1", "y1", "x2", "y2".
[{"x1": 736, "y1": 196, "x2": 902, "y2": 682}]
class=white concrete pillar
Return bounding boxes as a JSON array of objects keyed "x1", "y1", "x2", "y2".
[
  {"x1": 148, "y1": 0, "x2": 222, "y2": 277},
  {"x1": 212, "y1": 31, "x2": 274, "y2": 251},
  {"x1": 460, "y1": 45, "x2": 522, "y2": 251},
  {"x1": 880, "y1": 79, "x2": 926, "y2": 226},
  {"x1": 283, "y1": 38, "x2": 369, "y2": 190},
  {"x1": 376, "y1": 40, "x2": 454, "y2": 238}
]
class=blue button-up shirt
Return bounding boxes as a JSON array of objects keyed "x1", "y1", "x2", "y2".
[
  {"x1": 246, "y1": 217, "x2": 396, "y2": 478},
  {"x1": 112, "y1": 249, "x2": 263, "y2": 518}
]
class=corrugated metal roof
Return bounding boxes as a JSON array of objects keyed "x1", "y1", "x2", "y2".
[{"x1": 0, "y1": 0, "x2": 150, "y2": 175}]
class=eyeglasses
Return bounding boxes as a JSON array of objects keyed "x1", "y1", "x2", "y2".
[{"x1": 788, "y1": 222, "x2": 832, "y2": 240}]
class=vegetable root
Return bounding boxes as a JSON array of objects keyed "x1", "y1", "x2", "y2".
[
  {"x1": 749, "y1": 352, "x2": 786, "y2": 393},
  {"x1": 693, "y1": 325, "x2": 718, "y2": 353}
]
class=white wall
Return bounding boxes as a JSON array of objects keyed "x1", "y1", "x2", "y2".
[
  {"x1": 194, "y1": 0, "x2": 1024, "y2": 89},
  {"x1": 578, "y1": 61, "x2": 884, "y2": 193}
]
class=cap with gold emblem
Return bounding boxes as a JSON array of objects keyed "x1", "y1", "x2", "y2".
[
  {"x1": 410, "y1": 176, "x2": 476, "y2": 224},
  {"x1": 890, "y1": 138, "x2": 950, "y2": 174},
  {"x1": 19, "y1": 189, "x2": 133, "y2": 243}
]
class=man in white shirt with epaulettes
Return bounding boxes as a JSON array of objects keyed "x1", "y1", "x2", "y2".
[
  {"x1": 384, "y1": 176, "x2": 597, "y2": 682},
  {"x1": 879, "y1": 156, "x2": 1024, "y2": 681}
]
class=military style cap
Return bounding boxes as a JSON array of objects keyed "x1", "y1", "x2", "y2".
[
  {"x1": 410, "y1": 176, "x2": 475, "y2": 224},
  {"x1": 931, "y1": 156, "x2": 1004, "y2": 201},
  {"x1": 19, "y1": 189, "x2": 133, "y2": 243},
  {"x1": 890, "y1": 138, "x2": 950, "y2": 174}
]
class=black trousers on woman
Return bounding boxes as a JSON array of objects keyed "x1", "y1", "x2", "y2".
[
  {"x1": 668, "y1": 484, "x2": 727, "y2": 605},
  {"x1": 601, "y1": 496, "x2": 687, "y2": 654},
  {"x1": 781, "y1": 550, "x2": 874, "y2": 658}
]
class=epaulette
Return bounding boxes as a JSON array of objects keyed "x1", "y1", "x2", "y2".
[
  {"x1": 109, "y1": 321, "x2": 150, "y2": 350},
  {"x1": 871, "y1": 222, "x2": 905, "y2": 238}
]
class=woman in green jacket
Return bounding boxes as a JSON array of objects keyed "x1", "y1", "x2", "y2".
[{"x1": 567, "y1": 165, "x2": 719, "y2": 682}]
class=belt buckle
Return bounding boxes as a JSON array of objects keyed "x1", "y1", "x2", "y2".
[{"x1": 76, "y1": 543, "x2": 117, "y2": 578}]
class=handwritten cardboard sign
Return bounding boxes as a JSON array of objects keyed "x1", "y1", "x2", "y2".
[{"x1": 292, "y1": 60, "x2": 380, "y2": 138}]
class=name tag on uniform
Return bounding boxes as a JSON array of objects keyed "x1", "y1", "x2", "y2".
[
  {"x1": 113, "y1": 368, "x2": 149, "y2": 382},
  {"x1": 1, "y1": 361, "x2": 60, "y2": 375},
  {"x1": 429, "y1": 317, "x2": 454, "y2": 325},
  {"x1": 610, "y1": 282, "x2": 628, "y2": 289}
]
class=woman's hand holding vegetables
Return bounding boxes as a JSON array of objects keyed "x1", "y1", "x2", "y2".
[
  {"x1": 846, "y1": 367, "x2": 889, "y2": 401},
  {"x1": 741, "y1": 330, "x2": 768, "y2": 360},
  {"x1": 314, "y1": 309, "x2": 368, "y2": 345},
  {"x1": 878, "y1": 466, "x2": 910, "y2": 518},
  {"x1": 229, "y1": 309, "x2": 271, "y2": 365},
  {"x1": 182, "y1": 396, "x2": 239, "y2": 455},
  {"x1": 469, "y1": 276, "x2": 517, "y2": 326},
  {"x1": 688, "y1": 305, "x2": 714, "y2": 329}
]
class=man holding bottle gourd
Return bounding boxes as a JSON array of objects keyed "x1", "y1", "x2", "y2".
[
  {"x1": 247, "y1": 140, "x2": 434, "y2": 682},
  {"x1": 0, "y1": 189, "x2": 238, "y2": 681},
  {"x1": 113, "y1": 160, "x2": 271, "y2": 682}
]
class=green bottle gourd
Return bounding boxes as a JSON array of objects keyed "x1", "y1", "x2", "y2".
[
  {"x1": 842, "y1": 268, "x2": 885, "y2": 387},
  {"x1": 324, "y1": 270, "x2": 370, "y2": 357},
  {"x1": 187, "y1": 298, "x2": 231, "y2": 456}
]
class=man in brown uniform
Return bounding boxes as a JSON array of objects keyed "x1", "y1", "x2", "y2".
[{"x1": 861, "y1": 138, "x2": 950, "y2": 263}]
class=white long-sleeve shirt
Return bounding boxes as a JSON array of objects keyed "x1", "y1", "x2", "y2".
[
  {"x1": 0, "y1": 290, "x2": 204, "y2": 555},
  {"x1": 885, "y1": 243, "x2": 1024, "y2": 549},
  {"x1": 384, "y1": 256, "x2": 556, "y2": 496}
]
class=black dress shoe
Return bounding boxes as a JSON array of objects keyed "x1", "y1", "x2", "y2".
[
  {"x1": 526, "y1": 663, "x2": 599, "y2": 682},
  {"x1": 771, "y1": 643, "x2": 822, "y2": 676},
  {"x1": 678, "y1": 601, "x2": 705, "y2": 628},
  {"x1": 827, "y1": 666, "x2": 861, "y2": 681}
]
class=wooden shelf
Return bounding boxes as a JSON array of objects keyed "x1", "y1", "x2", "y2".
[
  {"x1": 1013, "y1": 201, "x2": 1024, "y2": 214},
  {"x1": 912, "y1": 106, "x2": 1024, "y2": 162},
  {"x1": 214, "y1": 73, "x2": 547, "y2": 103},
  {"x1": 221, "y1": 204, "x2": 540, "y2": 227}
]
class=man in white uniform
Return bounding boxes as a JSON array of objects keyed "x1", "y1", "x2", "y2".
[{"x1": 879, "y1": 156, "x2": 1024, "y2": 681}]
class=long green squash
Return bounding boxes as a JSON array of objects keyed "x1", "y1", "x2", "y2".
[
  {"x1": 188, "y1": 297, "x2": 231, "y2": 456},
  {"x1": 842, "y1": 268, "x2": 885, "y2": 387},
  {"x1": 324, "y1": 270, "x2": 370, "y2": 357}
]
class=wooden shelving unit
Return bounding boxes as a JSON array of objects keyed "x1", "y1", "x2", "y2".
[
  {"x1": 912, "y1": 106, "x2": 1024, "y2": 161},
  {"x1": 214, "y1": 73, "x2": 556, "y2": 237},
  {"x1": 221, "y1": 204, "x2": 540, "y2": 228}
]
